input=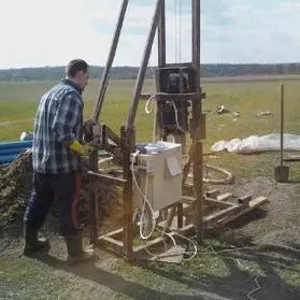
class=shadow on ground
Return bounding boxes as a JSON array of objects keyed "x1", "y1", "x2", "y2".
[
  {"x1": 36, "y1": 254, "x2": 204, "y2": 300},
  {"x1": 136, "y1": 242, "x2": 300, "y2": 300},
  {"x1": 34, "y1": 239, "x2": 300, "y2": 300}
]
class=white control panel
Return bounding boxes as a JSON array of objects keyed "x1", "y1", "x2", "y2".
[{"x1": 132, "y1": 142, "x2": 182, "y2": 211}]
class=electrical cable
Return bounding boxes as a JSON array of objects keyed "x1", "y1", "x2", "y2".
[
  {"x1": 171, "y1": 100, "x2": 188, "y2": 133},
  {"x1": 145, "y1": 95, "x2": 156, "y2": 114},
  {"x1": 131, "y1": 150, "x2": 157, "y2": 240}
]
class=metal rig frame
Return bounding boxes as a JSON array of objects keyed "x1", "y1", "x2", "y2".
[{"x1": 87, "y1": 0, "x2": 267, "y2": 260}]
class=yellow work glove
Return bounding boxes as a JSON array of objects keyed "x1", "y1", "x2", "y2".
[{"x1": 69, "y1": 140, "x2": 96, "y2": 156}]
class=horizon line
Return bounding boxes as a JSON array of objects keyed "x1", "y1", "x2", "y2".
[{"x1": 1, "y1": 62, "x2": 300, "y2": 71}]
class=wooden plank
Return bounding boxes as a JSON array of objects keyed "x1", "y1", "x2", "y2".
[
  {"x1": 100, "y1": 236, "x2": 124, "y2": 248},
  {"x1": 133, "y1": 235, "x2": 172, "y2": 253},
  {"x1": 158, "y1": 0, "x2": 166, "y2": 66},
  {"x1": 217, "y1": 192, "x2": 233, "y2": 202},
  {"x1": 283, "y1": 156, "x2": 300, "y2": 162},
  {"x1": 164, "y1": 206, "x2": 177, "y2": 231},
  {"x1": 93, "y1": 0, "x2": 129, "y2": 120},
  {"x1": 204, "y1": 197, "x2": 235, "y2": 208},
  {"x1": 88, "y1": 152, "x2": 99, "y2": 245},
  {"x1": 121, "y1": 127, "x2": 134, "y2": 259},
  {"x1": 101, "y1": 228, "x2": 124, "y2": 239},
  {"x1": 203, "y1": 204, "x2": 242, "y2": 226},
  {"x1": 238, "y1": 195, "x2": 252, "y2": 205},
  {"x1": 155, "y1": 92, "x2": 202, "y2": 102},
  {"x1": 217, "y1": 197, "x2": 268, "y2": 226},
  {"x1": 127, "y1": 0, "x2": 163, "y2": 128},
  {"x1": 206, "y1": 189, "x2": 220, "y2": 199},
  {"x1": 88, "y1": 171, "x2": 127, "y2": 185},
  {"x1": 177, "y1": 203, "x2": 184, "y2": 228},
  {"x1": 181, "y1": 195, "x2": 196, "y2": 203}
]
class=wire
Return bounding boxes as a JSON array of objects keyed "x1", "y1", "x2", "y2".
[
  {"x1": 131, "y1": 150, "x2": 156, "y2": 240},
  {"x1": 171, "y1": 100, "x2": 188, "y2": 133},
  {"x1": 145, "y1": 94, "x2": 156, "y2": 114},
  {"x1": 172, "y1": 231, "x2": 198, "y2": 261},
  {"x1": 247, "y1": 276, "x2": 261, "y2": 300}
]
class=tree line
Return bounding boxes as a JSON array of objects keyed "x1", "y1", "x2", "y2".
[{"x1": 0, "y1": 63, "x2": 299, "y2": 81}]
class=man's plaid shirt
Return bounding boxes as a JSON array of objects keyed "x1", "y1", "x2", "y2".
[{"x1": 32, "y1": 79, "x2": 84, "y2": 174}]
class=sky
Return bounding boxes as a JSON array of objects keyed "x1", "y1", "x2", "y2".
[{"x1": 0, "y1": 0, "x2": 300, "y2": 69}]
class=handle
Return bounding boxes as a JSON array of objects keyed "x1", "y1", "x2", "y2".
[{"x1": 280, "y1": 83, "x2": 284, "y2": 167}]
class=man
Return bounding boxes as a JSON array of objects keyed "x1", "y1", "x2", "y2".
[{"x1": 23, "y1": 59, "x2": 95, "y2": 263}]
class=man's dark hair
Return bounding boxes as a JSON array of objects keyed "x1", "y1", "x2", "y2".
[{"x1": 66, "y1": 59, "x2": 89, "y2": 77}]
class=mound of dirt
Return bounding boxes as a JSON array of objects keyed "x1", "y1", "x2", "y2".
[
  {"x1": 0, "y1": 150, "x2": 33, "y2": 228},
  {"x1": 0, "y1": 151, "x2": 122, "y2": 231}
]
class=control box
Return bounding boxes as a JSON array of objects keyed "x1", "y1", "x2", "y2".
[{"x1": 132, "y1": 142, "x2": 182, "y2": 211}]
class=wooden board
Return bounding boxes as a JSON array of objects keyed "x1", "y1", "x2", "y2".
[
  {"x1": 204, "y1": 197, "x2": 235, "y2": 208},
  {"x1": 217, "y1": 197, "x2": 268, "y2": 227},
  {"x1": 205, "y1": 189, "x2": 220, "y2": 199},
  {"x1": 217, "y1": 192, "x2": 233, "y2": 201}
]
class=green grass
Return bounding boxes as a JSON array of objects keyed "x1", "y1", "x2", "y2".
[
  {"x1": 0, "y1": 79, "x2": 154, "y2": 141},
  {"x1": 2, "y1": 77, "x2": 300, "y2": 179}
]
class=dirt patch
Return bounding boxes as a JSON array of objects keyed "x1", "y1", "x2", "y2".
[
  {"x1": 0, "y1": 150, "x2": 32, "y2": 229},
  {"x1": 217, "y1": 177, "x2": 300, "y2": 245},
  {"x1": 0, "y1": 151, "x2": 122, "y2": 233}
]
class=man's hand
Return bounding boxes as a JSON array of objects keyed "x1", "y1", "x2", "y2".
[{"x1": 69, "y1": 140, "x2": 97, "y2": 156}]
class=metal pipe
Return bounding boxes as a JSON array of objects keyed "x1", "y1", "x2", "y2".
[
  {"x1": 127, "y1": 0, "x2": 163, "y2": 129},
  {"x1": 93, "y1": 0, "x2": 129, "y2": 121}
]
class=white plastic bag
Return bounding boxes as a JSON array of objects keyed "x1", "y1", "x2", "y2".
[{"x1": 211, "y1": 133, "x2": 300, "y2": 154}]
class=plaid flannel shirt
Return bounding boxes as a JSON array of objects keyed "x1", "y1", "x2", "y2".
[{"x1": 32, "y1": 79, "x2": 84, "y2": 174}]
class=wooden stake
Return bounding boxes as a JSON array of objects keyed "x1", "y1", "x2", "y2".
[
  {"x1": 121, "y1": 126, "x2": 134, "y2": 259},
  {"x1": 88, "y1": 152, "x2": 99, "y2": 245}
]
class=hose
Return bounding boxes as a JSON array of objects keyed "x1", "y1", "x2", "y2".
[{"x1": 189, "y1": 163, "x2": 234, "y2": 185}]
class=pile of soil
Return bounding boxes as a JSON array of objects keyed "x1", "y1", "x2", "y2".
[
  {"x1": 0, "y1": 151, "x2": 121, "y2": 231},
  {"x1": 0, "y1": 151, "x2": 33, "y2": 227}
]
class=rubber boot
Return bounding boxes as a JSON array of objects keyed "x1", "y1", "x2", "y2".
[
  {"x1": 23, "y1": 226, "x2": 50, "y2": 256},
  {"x1": 65, "y1": 235, "x2": 94, "y2": 264}
]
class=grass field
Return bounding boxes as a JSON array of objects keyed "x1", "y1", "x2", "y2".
[
  {"x1": 1, "y1": 76, "x2": 300, "y2": 179},
  {"x1": 1, "y1": 76, "x2": 300, "y2": 299}
]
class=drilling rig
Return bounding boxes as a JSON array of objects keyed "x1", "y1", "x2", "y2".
[{"x1": 85, "y1": 0, "x2": 267, "y2": 260}]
